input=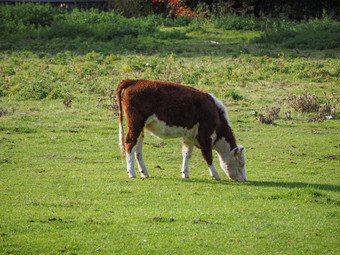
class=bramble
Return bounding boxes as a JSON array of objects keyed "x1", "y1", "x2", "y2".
[{"x1": 152, "y1": 0, "x2": 209, "y2": 18}]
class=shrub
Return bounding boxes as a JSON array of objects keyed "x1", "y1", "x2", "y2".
[
  {"x1": 161, "y1": 15, "x2": 192, "y2": 27},
  {"x1": 111, "y1": 0, "x2": 154, "y2": 17},
  {"x1": 212, "y1": 14, "x2": 265, "y2": 31},
  {"x1": 183, "y1": 18, "x2": 208, "y2": 33},
  {"x1": 0, "y1": 4, "x2": 160, "y2": 41},
  {"x1": 0, "y1": 3, "x2": 64, "y2": 38},
  {"x1": 0, "y1": 3, "x2": 64, "y2": 27},
  {"x1": 253, "y1": 15, "x2": 340, "y2": 49}
]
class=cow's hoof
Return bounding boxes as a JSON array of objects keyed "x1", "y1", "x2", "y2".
[
  {"x1": 141, "y1": 173, "x2": 149, "y2": 178},
  {"x1": 181, "y1": 173, "x2": 189, "y2": 178}
]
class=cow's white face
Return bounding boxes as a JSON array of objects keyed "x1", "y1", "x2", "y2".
[
  {"x1": 225, "y1": 146, "x2": 246, "y2": 181},
  {"x1": 214, "y1": 139, "x2": 246, "y2": 181}
]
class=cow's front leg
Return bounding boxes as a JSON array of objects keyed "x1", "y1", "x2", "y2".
[
  {"x1": 135, "y1": 132, "x2": 149, "y2": 178},
  {"x1": 197, "y1": 133, "x2": 221, "y2": 180},
  {"x1": 208, "y1": 164, "x2": 221, "y2": 180},
  {"x1": 181, "y1": 140, "x2": 193, "y2": 178}
]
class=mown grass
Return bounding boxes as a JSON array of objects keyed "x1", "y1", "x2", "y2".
[{"x1": 1, "y1": 4, "x2": 340, "y2": 254}]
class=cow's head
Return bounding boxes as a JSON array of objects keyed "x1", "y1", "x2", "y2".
[
  {"x1": 215, "y1": 140, "x2": 246, "y2": 181},
  {"x1": 225, "y1": 146, "x2": 246, "y2": 181}
]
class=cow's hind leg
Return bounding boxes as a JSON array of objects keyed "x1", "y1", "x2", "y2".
[
  {"x1": 181, "y1": 139, "x2": 193, "y2": 178},
  {"x1": 125, "y1": 122, "x2": 144, "y2": 178},
  {"x1": 126, "y1": 145, "x2": 137, "y2": 178},
  {"x1": 135, "y1": 131, "x2": 149, "y2": 178}
]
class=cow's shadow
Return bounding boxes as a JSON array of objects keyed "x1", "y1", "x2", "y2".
[
  {"x1": 182, "y1": 178, "x2": 340, "y2": 192},
  {"x1": 244, "y1": 180, "x2": 339, "y2": 192}
]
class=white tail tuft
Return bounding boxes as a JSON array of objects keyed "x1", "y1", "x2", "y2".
[{"x1": 119, "y1": 121, "x2": 126, "y2": 160}]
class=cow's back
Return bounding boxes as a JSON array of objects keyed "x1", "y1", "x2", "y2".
[{"x1": 121, "y1": 79, "x2": 220, "y2": 129}]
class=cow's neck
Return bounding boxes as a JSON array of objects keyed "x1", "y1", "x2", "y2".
[
  {"x1": 225, "y1": 125, "x2": 237, "y2": 150},
  {"x1": 216, "y1": 119, "x2": 237, "y2": 151}
]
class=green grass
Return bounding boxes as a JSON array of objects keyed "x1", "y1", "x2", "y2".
[
  {"x1": 1, "y1": 9, "x2": 340, "y2": 254},
  {"x1": 1, "y1": 97, "x2": 339, "y2": 254}
]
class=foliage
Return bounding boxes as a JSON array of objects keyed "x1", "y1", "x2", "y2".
[
  {"x1": 154, "y1": 0, "x2": 340, "y2": 20},
  {"x1": 153, "y1": 0, "x2": 209, "y2": 18},
  {"x1": 212, "y1": 13, "x2": 265, "y2": 31},
  {"x1": 0, "y1": 2, "x2": 65, "y2": 28},
  {"x1": 111, "y1": 0, "x2": 154, "y2": 17},
  {"x1": 0, "y1": 4, "x2": 159, "y2": 41},
  {"x1": 1, "y1": 3, "x2": 339, "y2": 51},
  {"x1": 253, "y1": 15, "x2": 340, "y2": 49}
]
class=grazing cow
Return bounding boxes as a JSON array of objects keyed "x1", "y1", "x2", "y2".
[{"x1": 116, "y1": 79, "x2": 246, "y2": 181}]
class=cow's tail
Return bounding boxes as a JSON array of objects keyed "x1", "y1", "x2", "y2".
[{"x1": 116, "y1": 79, "x2": 135, "y2": 161}]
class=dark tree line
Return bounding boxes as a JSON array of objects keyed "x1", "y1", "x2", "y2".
[
  {"x1": 134, "y1": 0, "x2": 339, "y2": 19},
  {"x1": 187, "y1": 0, "x2": 339, "y2": 20}
]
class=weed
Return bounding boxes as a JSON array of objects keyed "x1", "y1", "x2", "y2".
[
  {"x1": 0, "y1": 107, "x2": 15, "y2": 117},
  {"x1": 257, "y1": 106, "x2": 280, "y2": 124},
  {"x1": 320, "y1": 92, "x2": 339, "y2": 117},
  {"x1": 284, "y1": 110, "x2": 292, "y2": 120},
  {"x1": 96, "y1": 87, "x2": 118, "y2": 114},
  {"x1": 226, "y1": 90, "x2": 244, "y2": 101},
  {"x1": 63, "y1": 93, "x2": 73, "y2": 107},
  {"x1": 286, "y1": 90, "x2": 320, "y2": 113},
  {"x1": 286, "y1": 90, "x2": 339, "y2": 122},
  {"x1": 308, "y1": 95, "x2": 338, "y2": 122},
  {"x1": 230, "y1": 91, "x2": 244, "y2": 101}
]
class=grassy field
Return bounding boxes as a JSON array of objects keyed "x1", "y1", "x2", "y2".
[{"x1": 1, "y1": 11, "x2": 340, "y2": 254}]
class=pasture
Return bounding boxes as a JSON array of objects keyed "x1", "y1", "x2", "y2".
[{"x1": 1, "y1": 6, "x2": 340, "y2": 254}]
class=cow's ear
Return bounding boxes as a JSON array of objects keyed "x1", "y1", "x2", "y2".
[
  {"x1": 231, "y1": 146, "x2": 245, "y2": 157},
  {"x1": 230, "y1": 147, "x2": 239, "y2": 157},
  {"x1": 237, "y1": 146, "x2": 245, "y2": 158},
  {"x1": 239, "y1": 146, "x2": 245, "y2": 153}
]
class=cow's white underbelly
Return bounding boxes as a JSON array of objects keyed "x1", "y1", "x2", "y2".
[{"x1": 145, "y1": 114, "x2": 199, "y2": 142}]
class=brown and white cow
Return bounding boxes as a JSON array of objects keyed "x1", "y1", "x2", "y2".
[{"x1": 116, "y1": 79, "x2": 246, "y2": 181}]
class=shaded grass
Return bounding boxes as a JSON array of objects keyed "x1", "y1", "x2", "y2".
[{"x1": 1, "y1": 4, "x2": 339, "y2": 54}]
